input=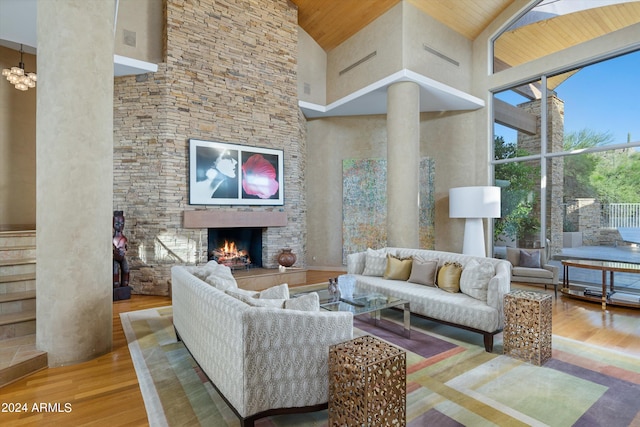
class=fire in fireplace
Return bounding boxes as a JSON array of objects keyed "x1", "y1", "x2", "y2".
[
  {"x1": 208, "y1": 228, "x2": 263, "y2": 269},
  {"x1": 211, "y1": 240, "x2": 250, "y2": 268}
]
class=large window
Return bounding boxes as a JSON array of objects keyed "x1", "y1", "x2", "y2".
[{"x1": 492, "y1": 49, "x2": 640, "y2": 287}]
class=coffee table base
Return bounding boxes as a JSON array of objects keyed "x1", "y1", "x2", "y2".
[{"x1": 364, "y1": 302, "x2": 411, "y2": 338}]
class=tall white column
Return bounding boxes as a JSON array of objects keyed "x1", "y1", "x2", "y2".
[
  {"x1": 387, "y1": 81, "x2": 420, "y2": 248},
  {"x1": 36, "y1": 0, "x2": 115, "y2": 366}
]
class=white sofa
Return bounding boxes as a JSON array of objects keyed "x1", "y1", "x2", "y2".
[
  {"x1": 171, "y1": 263, "x2": 353, "y2": 427},
  {"x1": 347, "y1": 247, "x2": 511, "y2": 352}
]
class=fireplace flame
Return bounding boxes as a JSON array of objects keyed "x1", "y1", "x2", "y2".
[
  {"x1": 223, "y1": 240, "x2": 237, "y2": 254},
  {"x1": 212, "y1": 240, "x2": 251, "y2": 268}
]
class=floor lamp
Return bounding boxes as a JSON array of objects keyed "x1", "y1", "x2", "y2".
[{"x1": 449, "y1": 186, "x2": 501, "y2": 257}]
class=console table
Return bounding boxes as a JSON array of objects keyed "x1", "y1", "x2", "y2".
[{"x1": 561, "y1": 259, "x2": 640, "y2": 310}]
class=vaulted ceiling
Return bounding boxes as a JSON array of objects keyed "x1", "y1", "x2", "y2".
[
  {"x1": 290, "y1": 0, "x2": 640, "y2": 116},
  {"x1": 289, "y1": 0, "x2": 640, "y2": 79},
  {"x1": 289, "y1": 0, "x2": 514, "y2": 51}
]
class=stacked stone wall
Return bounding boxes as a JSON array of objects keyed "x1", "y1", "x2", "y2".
[
  {"x1": 576, "y1": 198, "x2": 601, "y2": 246},
  {"x1": 113, "y1": 0, "x2": 301, "y2": 295}
]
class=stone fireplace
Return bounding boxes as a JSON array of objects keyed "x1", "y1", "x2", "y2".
[
  {"x1": 184, "y1": 209, "x2": 293, "y2": 269},
  {"x1": 112, "y1": 0, "x2": 303, "y2": 296}
]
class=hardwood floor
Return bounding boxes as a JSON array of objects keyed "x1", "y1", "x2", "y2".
[
  {"x1": 0, "y1": 272, "x2": 638, "y2": 426},
  {"x1": 0, "y1": 295, "x2": 170, "y2": 426}
]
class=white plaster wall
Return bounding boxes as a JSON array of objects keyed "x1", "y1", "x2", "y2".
[
  {"x1": 115, "y1": 0, "x2": 164, "y2": 63},
  {"x1": 36, "y1": 0, "x2": 114, "y2": 366},
  {"x1": 402, "y1": 2, "x2": 473, "y2": 92},
  {"x1": 297, "y1": 27, "x2": 326, "y2": 105},
  {"x1": 420, "y1": 110, "x2": 481, "y2": 253},
  {"x1": 306, "y1": 116, "x2": 387, "y2": 268},
  {"x1": 305, "y1": 108, "x2": 479, "y2": 266},
  {"x1": 326, "y1": 3, "x2": 403, "y2": 103}
]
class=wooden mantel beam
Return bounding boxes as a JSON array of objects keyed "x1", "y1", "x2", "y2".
[{"x1": 183, "y1": 210, "x2": 288, "y2": 228}]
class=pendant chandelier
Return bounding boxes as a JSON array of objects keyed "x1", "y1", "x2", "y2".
[{"x1": 2, "y1": 44, "x2": 37, "y2": 91}]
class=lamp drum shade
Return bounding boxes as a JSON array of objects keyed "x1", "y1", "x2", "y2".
[{"x1": 449, "y1": 186, "x2": 501, "y2": 219}]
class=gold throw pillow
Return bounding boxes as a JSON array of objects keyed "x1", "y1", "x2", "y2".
[
  {"x1": 383, "y1": 254, "x2": 413, "y2": 281},
  {"x1": 437, "y1": 261, "x2": 463, "y2": 293}
]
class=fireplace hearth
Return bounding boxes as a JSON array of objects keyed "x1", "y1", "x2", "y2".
[{"x1": 208, "y1": 228, "x2": 263, "y2": 269}]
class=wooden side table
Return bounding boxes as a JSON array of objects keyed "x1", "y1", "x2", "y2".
[
  {"x1": 503, "y1": 290, "x2": 552, "y2": 366},
  {"x1": 328, "y1": 335, "x2": 406, "y2": 426}
]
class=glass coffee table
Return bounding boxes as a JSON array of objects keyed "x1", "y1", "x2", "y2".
[{"x1": 313, "y1": 288, "x2": 411, "y2": 338}]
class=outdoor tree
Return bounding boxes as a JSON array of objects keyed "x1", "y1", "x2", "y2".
[
  {"x1": 493, "y1": 136, "x2": 540, "y2": 243},
  {"x1": 562, "y1": 129, "x2": 612, "y2": 200},
  {"x1": 591, "y1": 151, "x2": 640, "y2": 204},
  {"x1": 563, "y1": 128, "x2": 640, "y2": 203}
]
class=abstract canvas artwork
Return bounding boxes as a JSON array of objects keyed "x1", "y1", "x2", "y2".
[
  {"x1": 418, "y1": 157, "x2": 436, "y2": 249},
  {"x1": 342, "y1": 159, "x2": 388, "y2": 263},
  {"x1": 342, "y1": 158, "x2": 434, "y2": 263}
]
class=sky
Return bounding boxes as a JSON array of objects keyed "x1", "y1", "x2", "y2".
[
  {"x1": 496, "y1": 49, "x2": 640, "y2": 147},
  {"x1": 556, "y1": 50, "x2": 640, "y2": 145}
]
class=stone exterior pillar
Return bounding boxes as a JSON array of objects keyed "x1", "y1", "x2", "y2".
[
  {"x1": 36, "y1": 0, "x2": 115, "y2": 366},
  {"x1": 387, "y1": 81, "x2": 420, "y2": 248},
  {"x1": 577, "y1": 198, "x2": 601, "y2": 245}
]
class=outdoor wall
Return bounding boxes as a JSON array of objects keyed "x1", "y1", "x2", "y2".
[
  {"x1": 0, "y1": 46, "x2": 36, "y2": 229},
  {"x1": 113, "y1": 0, "x2": 301, "y2": 295},
  {"x1": 575, "y1": 198, "x2": 602, "y2": 246}
]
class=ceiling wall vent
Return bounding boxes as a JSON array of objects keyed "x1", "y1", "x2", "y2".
[
  {"x1": 423, "y1": 44, "x2": 459, "y2": 67},
  {"x1": 339, "y1": 51, "x2": 377, "y2": 76}
]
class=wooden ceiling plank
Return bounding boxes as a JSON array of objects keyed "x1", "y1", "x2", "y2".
[{"x1": 495, "y1": 3, "x2": 640, "y2": 70}]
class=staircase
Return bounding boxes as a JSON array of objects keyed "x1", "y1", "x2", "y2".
[{"x1": 0, "y1": 230, "x2": 47, "y2": 387}]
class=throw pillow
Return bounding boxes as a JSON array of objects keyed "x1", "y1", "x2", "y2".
[
  {"x1": 362, "y1": 248, "x2": 388, "y2": 277},
  {"x1": 213, "y1": 263, "x2": 238, "y2": 288},
  {"x1": 459, "y1": 260, "x2": 495, "y2": 301},
  {"x1": 258, "y1": 283, "x2": 290, "y2": 299},
  {"x1": 437, "y1": 261, "x2": 463, "y2": 293},
  {"x1": 383, "y1": 254, "x2": 413, "y2": 281},
  {"x1": 191, "y1": 264, "x2": 216, "y2": 280},
  {"x1": 195, "y1": 262, "x2": 238, "y2": 290},
  {"x1": 226, "y1": 288, "x2": 259, "y2": 299},
  {"x1": 204, "y1": 266, "x2": 238, "y2": 291},
  {"x1": 235, "y1": 293, "x2": 286, "y2": 308},
  {"x1": 226, "y1": 283, "x2": 289, "y2": 302},
  {"x1": 520, "y1": 249, "x2": 541, "y2": 268},
  {"x1": 285, "y1": 292, "x2": 320, "y2": 311},
  {"x1": 407, "y1": 257, "x2": 438, "y2": 287}
]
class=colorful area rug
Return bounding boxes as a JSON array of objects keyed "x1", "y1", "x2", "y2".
[{"x1": 120, "y1": 307, "x2": 640, "y2": 426}]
